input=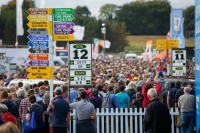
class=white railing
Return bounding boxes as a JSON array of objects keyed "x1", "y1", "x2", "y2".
[{"x1": 69, "y1": 108, "x2": 180, "y2": 133}]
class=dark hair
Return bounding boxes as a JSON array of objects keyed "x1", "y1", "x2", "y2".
[
  {"x1": 108, "y1": 86, "x2": 114, "y2": 92},
  {"x1": 18, "y1": 82, "x2": 23, "y2": 88},
  {"x1": 119, "y1": 86, "x2": 125, "y2": 91},
  {"x1": 136, "y1": 92, "x2": 142, "y2": 99},
  {"x1": 114, "y1": 89, "x2": 120, "y2": 94},
  {"x1": 1, "y1": 91, "x2": 8, "y2": 99},
  {"x1": 136, "y1": 86, "x2": 142, "y2": 92},
  {"x1": 29, "y1": 95, "x2": 36, "y2": 103},
  {"x1": 126, "y1": 80, "x2": 130, "y2": 86},
  {"x1": 181, "y1": 82, "x2": 187, "y2": 87},
  {"x1": 32, "y1": 83, "x2": 37, "y2": 89},
  {"x1": 38, "y1": 81, "x2": 44, "y2": 87},
  {"x1": 97, "y1": 85, "x2": 103, "y2": 91},
  {"x1": 44, "y1": 80, "x2": 49, "y2": 86},
  {"x1": 118, "y1": 80, "x2": 124, "y2": 87},
  {"x1": 80, "y1": 91, "x2": 87, "y2": 99},
  {"x1": 61, "y1": 85, "x2": 68, "y2": 93},
  {"x1": 144, "y1": 83, "x2": 153, "y2": 92},
  {"x1": 92, "y1": 90, "x2": 98, "y2": 96},
  {"x1": 175, "y1": 80, "x2": 181, "y2": 87}
]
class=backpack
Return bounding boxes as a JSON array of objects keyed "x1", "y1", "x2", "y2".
[{"x1": 101, "y1": 94, "x2": 112, "y2": 109}]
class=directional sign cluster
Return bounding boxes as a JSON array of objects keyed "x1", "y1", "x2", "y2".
[
  {"x1": 27, "y1": 8, "x2": 53, "y2": 79},
  {"x1": 156, "y1": 39, "x2": 179, "y2": 50},
  {"x1": 52, "y1": 8, "x2": 75, "y2": 41}
]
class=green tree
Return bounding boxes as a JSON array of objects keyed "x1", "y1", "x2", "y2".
[
  {"x1": 184, "y1": 6, "x2": 194, "y2": 30},
  {"x1": 74, "y1": 6, "x2": 91, "y2": 17},
  {"x1": 0, "y1": 0, "x2": 33, "y2": 45},
  {"x1": 99, "y1": 4, "x2": 117, "y2": 21}
]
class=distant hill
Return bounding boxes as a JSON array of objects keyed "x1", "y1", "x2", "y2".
[{"x1": 125, "y1": 35, "x2": 194, "y2": 55}]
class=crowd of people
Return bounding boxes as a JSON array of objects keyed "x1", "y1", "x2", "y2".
[{"x1": 0, "y1": 57, "x2": 196, "y2": 133}]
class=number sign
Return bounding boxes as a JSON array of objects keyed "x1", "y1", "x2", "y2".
[{"x1": 68, "y1": 42, "x2": 92, "y2": 86}]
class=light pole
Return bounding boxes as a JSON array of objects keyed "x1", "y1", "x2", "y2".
[{"x1": 101, "y1": 23, "x2": 106, "y2": 59}]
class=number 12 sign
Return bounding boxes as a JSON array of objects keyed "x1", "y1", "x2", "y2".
[{"x1": 69, "y1": 43, "x2": 92, "y2": 69}]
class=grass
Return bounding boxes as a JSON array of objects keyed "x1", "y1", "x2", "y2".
[{"x1": 125, "y1": 35, "x2": 194, "y2": 55}]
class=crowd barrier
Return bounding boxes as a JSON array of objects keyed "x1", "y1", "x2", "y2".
[{"x1": 70, "y1": 108, "x2": 180, "y2": 133}]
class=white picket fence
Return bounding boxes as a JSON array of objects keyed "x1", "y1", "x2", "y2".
[{"x1": 69, "y1": 108, "x2": 180, "y2": 133}]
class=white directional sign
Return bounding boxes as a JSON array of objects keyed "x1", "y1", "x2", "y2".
[
  {"x1": 69, "y1": 70, "x2": 92, "y2": 85},
  {"x1": 69, "y1": 42, "x2": 92, "y2": 86},
  {"x1": 172, "y1": 67, "x2": 186, "y2": 76},
  {"x1": 69, "y1": 44, "x2": 92, "y2": 69},
  {"x1": 172, "y1": 50, "x2": 186, "y2": 66}
]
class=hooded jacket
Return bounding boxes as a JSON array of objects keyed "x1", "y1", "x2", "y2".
[
  {"x1": 3, "y1": 112, "x2": 16, "y2": 124},
  {"x1": 1, "y1": 100, "x2": 19, "y2": 118}
]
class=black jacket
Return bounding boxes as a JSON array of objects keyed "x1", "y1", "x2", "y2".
[
  {"x1": 1, "y1": 100, "x2": 19, "y2": 118},
  {"x1": 144, "y1": 98, "x2": 171, "y2": 133}
]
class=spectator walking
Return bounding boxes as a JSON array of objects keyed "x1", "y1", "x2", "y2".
[
  {"x1": 162, "y1": 81, "x2": 171, "y2": 105},
  {"x1": 116, "y1": 86, "x2": 130, "y2": 108},
  {"x1": 89, "y1": 90, "x2": 102, "y2": 109},
  {"x1": 13, "y1": 89, "x2": 26, "y2": 108},
  {"x1": 144, "y1": 88, "x2": 171, "y2": 133},
  {"x1": 125, "y1": 81, "x2": 136, "y2": 100},
  {"x1": 178, "y1": 87, "x2": 196, "y2": 133},
  {"x1": 70, "y1": 91, "x2": 96, "y2": 133},
  {"x1": 47, "y1": 87, "x2": 70, "y2": 133}
]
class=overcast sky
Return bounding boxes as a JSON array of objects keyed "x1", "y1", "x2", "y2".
[{"x1": 0, "y1": 0, "x2": 195, "y2": 17}]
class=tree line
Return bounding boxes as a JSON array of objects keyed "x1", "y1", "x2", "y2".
[{"x1": 0, "y1": 0, "x2": 194, "y2": 52}]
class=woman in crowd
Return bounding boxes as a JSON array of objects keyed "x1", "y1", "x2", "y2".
[{"x1": 0, "y1": 122, "x2": 20, "y2": 133}]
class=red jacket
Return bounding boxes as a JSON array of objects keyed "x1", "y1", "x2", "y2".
[
  {"x1": 142, "y1": 82, "x2": 161, "y2": 108},
  {"x1": 3, "y1": 112, "x2": 16, "y2": 124}
]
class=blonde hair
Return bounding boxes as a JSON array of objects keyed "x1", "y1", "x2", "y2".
[
  {"x1": 0, "y1": 122, "x2": 20, "y2": 133},
  {"x1": 127, "y1": 81, "x2": 136, "y2": 90}
]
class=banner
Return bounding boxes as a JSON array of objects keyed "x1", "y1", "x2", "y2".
[
  {"x1": 93, "y1": 38, "x2": 99, "y2": 45},
  {"x1": 178, "y1": 18, "x2": 185, "y2": 48},
  {"x1": 16, "y1": 0, "x2": 24, "y2": 36},
  {"x1": 98, "y1": 40, "x2": 111, "y2": 48},
  {"x1": 73, "y1": 25, "x2": 85, "y2": 40},
  {"x1": 171, "y1": 9, "x2": 183, "y2": 39}
]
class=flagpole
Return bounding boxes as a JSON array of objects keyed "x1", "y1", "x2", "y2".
[{"x1": 16, "y1": 0, "x2": 18, "y2": 48}]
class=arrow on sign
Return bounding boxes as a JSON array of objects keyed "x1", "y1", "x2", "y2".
[
  {"x1": 53, "y1": 14, "x2": 75, "y2": 21},
  {"x1": 29, "y1": 48, "x2": 49, "y2": 53},
  {"x1": 27, "y1": 28, "x2": 52, "y2": 34},
  {"x1": 28, "y1": 41, "x2": 49, "y2": 48},
  {"x1": 70, "y1": 60, "x2": 74, "y2": 64},
  {"x1": 27, "y1": 35, "x2": 49, "y2": 41},
  {"x1": 27, "y1": 22, "x2": 52, "y2": 28},
  {"x1": 52, "y1": 8, "x2": 74, "y2": 15},
  {"x1": 27, "y1": 15, "x2": 49, "y2": 22},
  {"x1": 26, "y1": 8, "x2": 52, "y2": 15},
  {"x1": 54, "y1": 22, "x2": 75, "y2": 28},
  {"x1": 28, "y1": 54, "x2": 49, "y2": 60},
  {"x1": 86, "y1": 64, "x2": 90, "y2": 68},
  {"x1": 28, "y1": 60, "x2": 49, "y2": 66},
  {"x1": 53, "y1": 34, "x2": 75, "y2": 41},
  {"x1": 54, "y1": 28, "x2": 75, "y2": 34},
  {"x1": 86, "y1": 80, "x2": 90, "y2": 85},
  {"x1": 70, "y1": 77, "x2": 74, "y2": 81}
]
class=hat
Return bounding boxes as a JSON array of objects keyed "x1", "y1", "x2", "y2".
[
  {"x1": 34, "y1": 88, "x2": 39, "y2": 94},
  {"x1": 43, "y1": 93, "x2": 50, "y2": 102},
  {"x1": 165, "y1": 81, "x2": 171, "y2": 88},
  {"x1": 54, "y1": 87, "x2": 63, "y2": 94},
  {"x1": 132, "y1": 77, "x2": 139, "y2": 81},
  {"x1": 27, "y1": 89, "x2": 34, "y2": 96}
]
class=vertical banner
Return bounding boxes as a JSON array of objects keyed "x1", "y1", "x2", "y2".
[
  {"x1": 178, "y1": 18, "x2": 185, "y2": 48},
  {"x1": 195, "y1": 0, "x2": 200, "y2": 132},
  {"x1": 93, "y1": 38, "x2": 99, "y2": 60},
  {"x1": 171, "y1": 8, "x2": 184, "y2": 48},
  {"x1": 16, "y1": 0, "x2": 24, "y2": 35}
]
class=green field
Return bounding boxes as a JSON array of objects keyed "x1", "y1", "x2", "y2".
[{"x1": 125, "y1": 35, "x2": 194, "y2": 54}]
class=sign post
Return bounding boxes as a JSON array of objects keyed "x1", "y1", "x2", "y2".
[{"x1": 68, "y1": 41, "x2": 92, "y2": 86}]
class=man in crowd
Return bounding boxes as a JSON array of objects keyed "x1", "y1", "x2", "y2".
[
  {"x1": 178, "y1": 87, "x2": 195, "y2": 133},
  {"x1": 70, "y1": 91, "x2": 96, "y2": 133},
  {"x1": 48, "y1": 87, "x2": 70, "y2": 133},
  {"x1": 144, "y1": 88, "x2": 171, "y2": 133}
]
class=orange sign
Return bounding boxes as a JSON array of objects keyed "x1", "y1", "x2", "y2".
[{"x1": 28, "y1": 54, "x2": 48, "y2": 60}]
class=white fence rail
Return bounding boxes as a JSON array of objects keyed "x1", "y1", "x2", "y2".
[{"x1": 70, "y1": 108, "x2": 180, "y2": 133}]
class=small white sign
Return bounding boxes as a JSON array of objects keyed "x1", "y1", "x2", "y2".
[
  {"x1": 172, "y1": 66, "x2": 186, "y2": 76},
  {"x1": 172, "y1": 50, "x2": 186, "y2": 66},
  {"x1": 69, "y1": 70, "x2": 91, "y2": 86}
]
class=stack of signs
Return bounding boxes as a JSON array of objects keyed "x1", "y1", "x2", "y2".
[
  {"x1": 27, "y1": 8, "x2": 53, "y2": 79},
  {"x1": 171, "y1": 49, "x2": 186, "y2": 76},
  {"x1": 69, "y1": 43, "x2": 92, "y2": 86},
  {"x1": 52, "y1": 8, "x2": 75, "y2": 41}
]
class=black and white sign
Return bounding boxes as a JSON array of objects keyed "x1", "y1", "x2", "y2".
[{"x1": 172, "y1": 67, "x2": 186, "y2": 76}]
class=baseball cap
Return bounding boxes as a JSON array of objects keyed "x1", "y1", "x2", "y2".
[
  {"x1": 54, "y1": 87, "x2": 63, "y2": 94},
  {"x1": 165, "y1": 81, "x2": 171, "y2": 88}
]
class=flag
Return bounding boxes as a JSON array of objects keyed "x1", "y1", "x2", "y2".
[
  {"x1": 148, "y1": 40, "x2": 153, "y2": 62},
  {"x1": 93, "y1": 38, "x2": 99, "y2": 45},
  {"x1": 178, "y1": 18, "x2": 185, "y2": 48},
  {"x1": 16, "y1": 0, "x2": 24, "y2": 36},
  {"x1": 171, "y1": 9, "x2": 183, "y2": 39},
  {"x1": 98, "y1": 40, "x2": 111, "y2": 48},
  {"x1": 93, "y1": 44, "x2": 99, "y2": 60},
  {"x1": 73, "y1": 25, "x2": 85, "y2": 40}
]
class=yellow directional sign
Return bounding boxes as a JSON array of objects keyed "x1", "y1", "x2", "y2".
[
  {"x1": 27, "y1": 8, "x2": 52, "y2": 15},
  {"x1": 27, "y1": 15, "x2": 49, "y2": 22},
  {"x1": 167, "y1": 40, "x2": 179, "y2": 49},
  {"x1": 27, "y1": 22, "x2": 52, "y2": 28},
  {"x1": 156, "y1": 39, "x2": 179, "y2": 50},
  {"x1": 28, "y1": 72, "x2": 53, "y2": 79},
  {"x1": 28, "y1": 66, "x2": 53, "y2": 73},
  {"x1": 156, "y1": 40, "x2": 167, "y2": 50},
  {"x1": 53, "y1": 34, "x2": 75, "y2": 41}
]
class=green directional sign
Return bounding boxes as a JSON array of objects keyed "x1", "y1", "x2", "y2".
[
  {"x1": 53, "y1": 8, "x2": 74, "y2": 15},
  {"x1": 70, "y1": 77, "x2": 74, "y2": 81},
  {"x1": 86, "y1": 80, "x2": 90, "y2": 85},
  {"x1": 53, "y1": 14, "x2": 75, "y2": 21},
  {"x1": 86, "y1": 64, "x2": 90, "y2": 68},
  {"x1": 70, "y1": 60, "x2": 74, "y2": 65}
]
